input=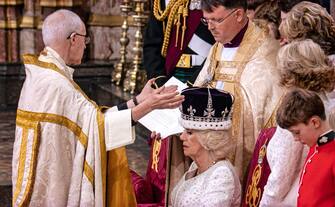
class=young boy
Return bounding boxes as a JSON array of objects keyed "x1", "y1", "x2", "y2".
[{"x1": 276, "y1": 88, "x2": 335, "y2": 207}]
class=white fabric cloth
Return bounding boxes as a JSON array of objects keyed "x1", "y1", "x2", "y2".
[
  {"x1": 104, "y1": 108, "x2": 135, "y2": 150},
  {"x1": 12, "y1": 47, "x2": 135, "y2": 206},
  {"x1": 171, "y1": 160, "x2": 241, "y2": 207},
  {"x1": 260, "y1": 95, "x2": 335, "y2": 207},
  {"x1": 260, "y1": 126, "x2": 308, "y2": 207}
]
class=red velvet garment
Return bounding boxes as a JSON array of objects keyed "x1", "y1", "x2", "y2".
[
  {"x1": 242, "y1": 127, "x2": 276, "y2": 207},
  {"x1": 164, "y1": 10, "x2": 202, "y2": 76},
  {"x1": 131, "y1": 138, "x2": 169, "y2": 207},
  {"x1": 144, "y1": 138, "x2": 168, "y2": 205},
  {"x1": 130, "y1": 170, "x2": 153, "y2": 204},
  {"x1": 297, "y1": 141, "x2": 335, "y2": 207}
]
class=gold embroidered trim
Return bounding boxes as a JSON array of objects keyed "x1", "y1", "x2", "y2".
[
  {"x1": 97, "y1": 110, "x2": 107, "y2": 206},
  {"x1": 84, "y1": 161, "x2": 94, "y2": 186},
  {"x1": 264, "y1": 111, "x2": 276, "y2": 129},
  {"x1": 231, "y1": 84, "x2": 242, "y2": 161},
  {"x1": 17, "y1": 109, "x2": 88, "y2": 148},
  {"x1": 16, "y1": 110, "x2": 95, "y2": 188},
  {"x1": 213, "y1": 73, "x2": 235, "y2": 82},
  {"x1": 151, "y1": 139, "x2": 162, "y2": 172},
  {"x1": 13, "y1": 119, "x2": 40, "y2": 206},
  {"x1": 20, "y1": 122, "x2": 40, "y2": 207},
  {"x1": 218, "y1": 61, "x2": 242, "y2": 68},
  {"x1": 13, "y1": 127, "x2": 28, "y2": 206},
  {"x1": 22, "y1": 54, "x2": 98, "y2": 109},
  {"x1": 263, "y1": 93, "x2": 285, "y2": 129},
  {"x1": 245, "y1": 164, "x2": 262, "y2": 207}
]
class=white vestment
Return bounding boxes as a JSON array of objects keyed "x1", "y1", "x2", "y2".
[{"x1": 12, "y1": 47, "x2": 136, "y2": 207}]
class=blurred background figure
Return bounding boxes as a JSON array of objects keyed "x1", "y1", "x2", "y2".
[{"x1": 247, "y1": 0, "x2": 281, "y2": 39}]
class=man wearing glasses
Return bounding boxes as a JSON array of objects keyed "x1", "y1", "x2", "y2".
[
  {"x1": 12, "y1": 9, "x2": 184, "y2": 207},
  {"x1": 194, "y1": 0, "x2": 283, "y2": 179}
]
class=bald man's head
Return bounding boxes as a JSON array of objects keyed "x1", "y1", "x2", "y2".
[{"x1": 42, "y1": 9, "x2": 84, "y2": 47}]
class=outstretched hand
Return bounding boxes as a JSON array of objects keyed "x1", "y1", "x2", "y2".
[
  {"x1": 136, "y1": 78, "x2": 180, "y2": 104},
  {"x1": 131, "y1": 78, "x2": 184, "y2": 122},
  {"x1": 144, "y1": 85, "x2": 184, "y2": 110}
]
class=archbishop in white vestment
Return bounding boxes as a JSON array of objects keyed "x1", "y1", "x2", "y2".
[
  {"x1": 12, "y1": 46, "x2": 137, "y2": 206},
  {"x1": 11, "y1": 9, "x2": 185, "y2": 207}
]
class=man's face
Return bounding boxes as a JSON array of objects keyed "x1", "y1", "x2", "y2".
[
  {"x1": 203, "y1": 6, "x2": 241, "y2": 44},
  {"x1": 68, "y1": 24, "x2": 87, "y2": 65},
  {"x1": 288, "y1": 118, "x2": 320, "y2": 147}
]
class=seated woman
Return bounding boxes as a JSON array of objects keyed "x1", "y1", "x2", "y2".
[{"x1": 168, "y1": 87, "x2": 241, "y2": 206}]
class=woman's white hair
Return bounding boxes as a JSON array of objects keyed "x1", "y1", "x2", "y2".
[{"x1": 42, "y1": 9, "x2": 83, "y2": 47}]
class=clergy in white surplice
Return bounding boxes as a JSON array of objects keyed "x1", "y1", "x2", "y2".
[{"x1": 12, "y1": 9, "x2": 184, "y2": 207}]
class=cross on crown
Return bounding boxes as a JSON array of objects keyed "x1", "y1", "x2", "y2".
[{"x1": 204, "y1": 89, "x2": 215, "y2": 118}]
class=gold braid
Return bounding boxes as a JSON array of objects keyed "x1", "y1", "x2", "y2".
[
  {"x1": 153, "y1": 0, "x2": 178, "y2": 21},
  {"x1": 153, "y1": 0, "x2": 190, "y2": 57},
  {"x1": 180, "y1": 0, "x2": 190, "y2": 49}
]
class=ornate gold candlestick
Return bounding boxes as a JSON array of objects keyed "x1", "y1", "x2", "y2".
[
  {"x1": 123, "y1": 0, "x2": 148, "y2": 94},
  {"x1": 112, "y1": 0, "x2": 133, "y2": 85}
]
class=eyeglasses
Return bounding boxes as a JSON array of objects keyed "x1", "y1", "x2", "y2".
[
  {"x1": 201, "y1": 9, "x2": 238, "y2": 26},
  {"x1": 67, "y1": 32, "x2": 91, "y2": 45}
]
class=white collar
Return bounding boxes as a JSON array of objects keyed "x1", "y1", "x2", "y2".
[{"x1": 38, "y1": 46, "x2": 75, "y2": 79}]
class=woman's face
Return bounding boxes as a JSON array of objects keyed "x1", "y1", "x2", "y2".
[{"x1": 179, "y1": 129, "x2": 205, "y2": 159}]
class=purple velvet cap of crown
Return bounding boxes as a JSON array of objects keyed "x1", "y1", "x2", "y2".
[{"x1": 179, "y1": 87, "x2": 234, "y2": 130}]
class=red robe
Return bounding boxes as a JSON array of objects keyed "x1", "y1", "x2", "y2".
[{"x1": 242, "y1": 127, "x2": 276, "y2": 207}]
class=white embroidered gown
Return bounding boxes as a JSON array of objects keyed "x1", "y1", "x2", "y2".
[{"x1": 171, "y1": 160, "x2": 241, "y2": 207}]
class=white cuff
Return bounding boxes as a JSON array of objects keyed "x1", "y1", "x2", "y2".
[{"x1": 104, "y1": 108, "x2": 135, "y2": 150}]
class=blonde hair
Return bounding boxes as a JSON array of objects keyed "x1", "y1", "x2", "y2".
[
  {"x1": 253, "y1": 0, "x2": 281, "y2": 39},
  {"x1": 279, "y1": 1, "x2": 335, "y2": 55},
  {"x1": 278, "y1": 39, "x2": 335, "y2": 93},
  {"x1": 195, "y1": 129, "x2": 234, "y2": 162}
]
